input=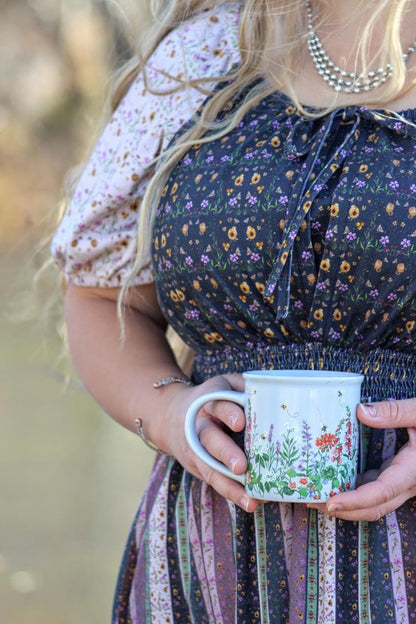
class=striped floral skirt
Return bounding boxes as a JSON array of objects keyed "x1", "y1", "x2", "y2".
[{"x1": 112, "y1": 344, "x2": 416, "y2": 623}]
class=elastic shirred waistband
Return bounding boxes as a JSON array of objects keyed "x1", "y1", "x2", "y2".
[{"x1": 192, "y1": 342, "x2": 416, "y2": 402}]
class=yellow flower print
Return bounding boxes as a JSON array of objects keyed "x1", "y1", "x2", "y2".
[
  {"x1": 279, "y1": 219, "x2": 285, "y2": 230},
  {"x1": 193, "y1": 142, "x2": 202, "y2": 149},
  {"x1": 170, "y1": 290, "x2": 179, "y2": 302},
  {"x1": 330, "y1": 163, "x2": 339, "y2": 173},
  {"x1": 382, "y1": 313, "x2": 389, "y2": 323},
  {"x1": 210, "y1": 278, "x2": 218, "y2": 288},
  {"x1": 251, "y1": 173, "x2": 261, "y2": 184},
  {"x1": 320, "y1": 258, "x2": 331, "y2": 272},
  {"x1": 406, "y1": 321, "x2": 415, "y2": 332},
  {"x1": 307, "y1": 274, "x2": 316, "y2": 285},
  {"x1": 199, "y1": 222, "x2": 206, "y2": 235},
  {"x1": 246, "y1": 226, "x2": 256, "y2": 240},
  {"x1": 409, "y1": 207, "x2": 416, "y2": 218},
  {"x1": 239, "y1": 295, "x2": 247, "y2": 303},
  {"x1": 374, "y1": 259, "x2": 383, "y2": 272},
  {"x1": 330, "y1": 203, "x2": 339, "y2": 217},
  {"x1": 386, "y1": 202, "x2": 395, "y2": 215},
  {"x1": 235, "y1": 174, "x2": 244, "y2": 186},
  {"x1": 161, "y1": 185, "x2": 168, "y2": 197},
  {"x1": 194, "y1": 174, "x2": 203, "y2": 184},
  {"x1": 223, "y1": 242, "x2": 230, "y2": 251},
  {"x1": 264, "y1": 328, "x2": 275, "y2": 338},
  {"x1": 204, "y1": 333, "x2": 216, "y2": 344},
  {"x1": 193, "y1": 280, "x2": 201, "y2": 291},
  {"x1": 340, "y1": 261, "x2": 351, "y2": 273},
  {"x1": 256, "y1": 140, "x2": 266, "y2": 147},
  {"x1": 355, "y1": 221, "x2": 365, "y2": 230},
  {"x1": 170, "y1": 182, "x2": 178, "y2": 194},
  {"x1": 285, "y1": 170, "x2": 294, "y2": 179},
  {"x1": 280, "y1": 324, "x2": 289, "y2": 337},
  {"x1": 349, "y1": 205, "x2": 360, "y2": 219},
  {"x1": 314, "y1": 309, "x2": 324, "y2": 321},
  {"x1": 281, "y1": 251, "x2": 289, "y2": 264},
  {"x1": 271, "y1": 136, "x2": 281, "y2": 148},
  {"x1": 154, "y1": 237, "x2": 159, "y2": 250},
  {"x1": 182, "y1": 224, "x2": 188, "y2": 236},
  {"x1": 359, "y1": 164, "x2": 368, "y2": 173},
  {"x1": 256, "y1": 241, "x2": 264, "y2": 249},
  {"x1": 300, "y1": 220, "x2": 308, "y2": 231},
  {"x1": 303, "y1": 200, "x2": 312, "y2": 213},
  {"x1": 227, "y1": 188, "x2": 233, "y2": 196},
  {"x1": 256, "y1": 185, "x2": 265, "y2": 193},
  {"x1": 161, "y1": 234, "x2": 167, "y2": 247},
  {"x1": 255, "y1": 282, "x2": 265, "y2": 295},
  {"x1": 237, "y1": 135, "x2": 246, "y2": 144},
  {"x1": 166, "y1": 248, "x2": 172, "y2": 257},
  {"x1": 285, "y1": 106, "x2": 296, "y2": 115},
  {"x1": 228, "y1": 226, "x2": 238, "y2": 240},
  {"x1": 333, "y1": 308, "x2": 342, "y2": 321},
  {"x1": 176, "y1": 289, "x2": 185, "y2": 301},
  {"x1": 240, "y1": 282, "x2": 251, "y2": 294},
  {"x1": 237, "y1": 320, "x2": 247, "y2": 329},
  {"x1": 396, "y1": 262, "x2": 405, "y2": 274},
  {"x1": 211, "y1": 332, "x2": 223, "y2": 342}
]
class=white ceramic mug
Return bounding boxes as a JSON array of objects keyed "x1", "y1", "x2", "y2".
[{"x1": 185, "y1": 370, "x2": 364, "y2": 502}]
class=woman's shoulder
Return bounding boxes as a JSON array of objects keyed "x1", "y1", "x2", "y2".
[{"x1": 144, "y1": 1, "x2": 241, "y2": 91}]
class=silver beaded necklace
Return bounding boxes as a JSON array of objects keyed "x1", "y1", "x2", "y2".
[{"x1": 306, "y1": 0, "x2": 416, "y2": 94}]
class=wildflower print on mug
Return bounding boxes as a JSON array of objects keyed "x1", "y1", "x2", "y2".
[{"x1": 185, "y1": 370, "x2": 363, "y2": 502}]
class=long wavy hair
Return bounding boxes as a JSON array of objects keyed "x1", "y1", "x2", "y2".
[{"x1": 114, "y1": 0, "x2": 413, "y2": 322}]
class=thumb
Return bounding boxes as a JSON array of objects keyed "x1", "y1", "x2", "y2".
[{"x1": 357, "y1": 398, "x2": 416, "y2": 429}]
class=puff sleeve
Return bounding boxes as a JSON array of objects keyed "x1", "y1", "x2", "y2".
[{"x1": 51, "y1": 2, "x2": 240, "y2": 287}]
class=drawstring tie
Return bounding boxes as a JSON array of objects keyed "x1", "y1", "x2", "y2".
[{"x1": 263, "y1": 106, "x2": 416, "y2": 319}]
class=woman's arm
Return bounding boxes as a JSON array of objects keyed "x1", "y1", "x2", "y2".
[{"x1": 65, "y1": 283, "x2": 259, "y2": 512}]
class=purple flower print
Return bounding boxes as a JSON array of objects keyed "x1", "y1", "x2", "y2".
[
  {"x1": 346, "y1": 231, "x2": 357, "y2": 241},
  {"x1": 201, "y1": 254, "x2": 209, "y2": 264},
  {"x1": 369, "y1": 289, "x2": 379, "y2": 297},
  {"x1": 389, "y1": 180, "x2": 399, "y2": 190},
  {"x1": 185, "y1": 256, "x2": 193, "y2": 266},
  {"x1": 411, "y1": 184, "x2": 416, "y2": 193},
  {"x1": 268, "y1": 424, "x2": 274, "y2": 443},
  {"x1": 279, "y1": 196, "x2": 289, "y2": 205},
  {"x1": 229, "y1": 197, "x2": 238, "y2": 207},
  {"x1": 230, "y1": 253, "x2": 239, "y2": 262},
  {"x1": 380, "y1": 235, "x2": 390, "y2": 246},
  {"x1": 250, "y1": 252, "x2": 260, "y2": 262},
  {"x1": 401, "y1": 238, "x2": 411, "y2": 248},
  {"x1": 248, "y1": 196, "x2": 258, "y2": 205},
  {"x1": 387, "y1": 293, "x2": 398, "y2": 302},
  {"x1": 302, "y1": 420, "x2": 313, "y2": 451},
  {"x1": 201, "y1": 199, "x2": 209, "y2": 208}
]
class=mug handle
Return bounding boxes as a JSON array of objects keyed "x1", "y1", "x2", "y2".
[{"x1": 184, "y1": 390, "x2": 247, "y2": 485}]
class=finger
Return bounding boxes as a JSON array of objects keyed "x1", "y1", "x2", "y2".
[
  {"x1": 310, "y1": 488, "x2": 414, "y2": 522},
  {"x1": 357, "y1": 398, "x2": 416, "y2": 429},
  {"x1": 194, "y1": 456, "x2": 259, "y2": 513},
  {"x1": 318, "y1": 447, "x2": 416, "y2": 515},
  {"x1": 199, "y1": 419, "x2": 247, "y2": 474},
  {"x1": 222, "y1": 373, "x2": 245, "y2": 392},
  {"x1": 201, "y1": 398, "x2": 245, "y2": 432}
]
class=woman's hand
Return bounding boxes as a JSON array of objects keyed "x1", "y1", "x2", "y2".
[
  {"x1": 307, "y1": 399, "x2": 416, "y2": 521},
  {"x1": 147, "y1": 373, "x2": 260, "y2": 513}
]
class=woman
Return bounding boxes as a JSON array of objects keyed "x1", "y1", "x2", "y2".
[{"x1": 52, "y1": 0, "x2": 416, "y2": 621}]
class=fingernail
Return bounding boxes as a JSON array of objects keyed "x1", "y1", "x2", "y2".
[
  {"x1": 327, "y1": 503, "x2": 343, "y2": 514},
  {"x1": 229, "y1": 414, "x2": 239, "y2": 429},
  {"x1": 359, "y1": 403, "x2": 377, "y2": 418},
  {"x1": 241, "y1": 496, "x2": 251, "y2": 512},
  {"x1": 230, "y1": 457, "x2": 238, "y2": 473}
]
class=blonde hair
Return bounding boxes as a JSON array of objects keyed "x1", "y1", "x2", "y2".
[{"x1": 113, "y1": 0, "x2": 412, "y2": 316}]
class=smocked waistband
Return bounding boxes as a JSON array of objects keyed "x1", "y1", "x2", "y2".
[{"x1": 192, "y1": 343, "x2": 416, "y2": 402}]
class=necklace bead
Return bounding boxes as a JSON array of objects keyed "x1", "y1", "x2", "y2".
[{"x1": 306, "y1": 0, "x2": 416, "y2": 94}]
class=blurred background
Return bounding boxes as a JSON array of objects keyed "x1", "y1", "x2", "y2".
[{"x1": 0, "y1": 1, "x2": 156, "y2": 622}]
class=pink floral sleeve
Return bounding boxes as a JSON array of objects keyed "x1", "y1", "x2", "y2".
[{"x1": 51, "y1": 2, "x2": 240, "y2": 287}]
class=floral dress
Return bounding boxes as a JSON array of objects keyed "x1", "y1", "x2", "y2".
[{"x1": 52, "y1": 4, "x2": 416, "y2": 624}]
